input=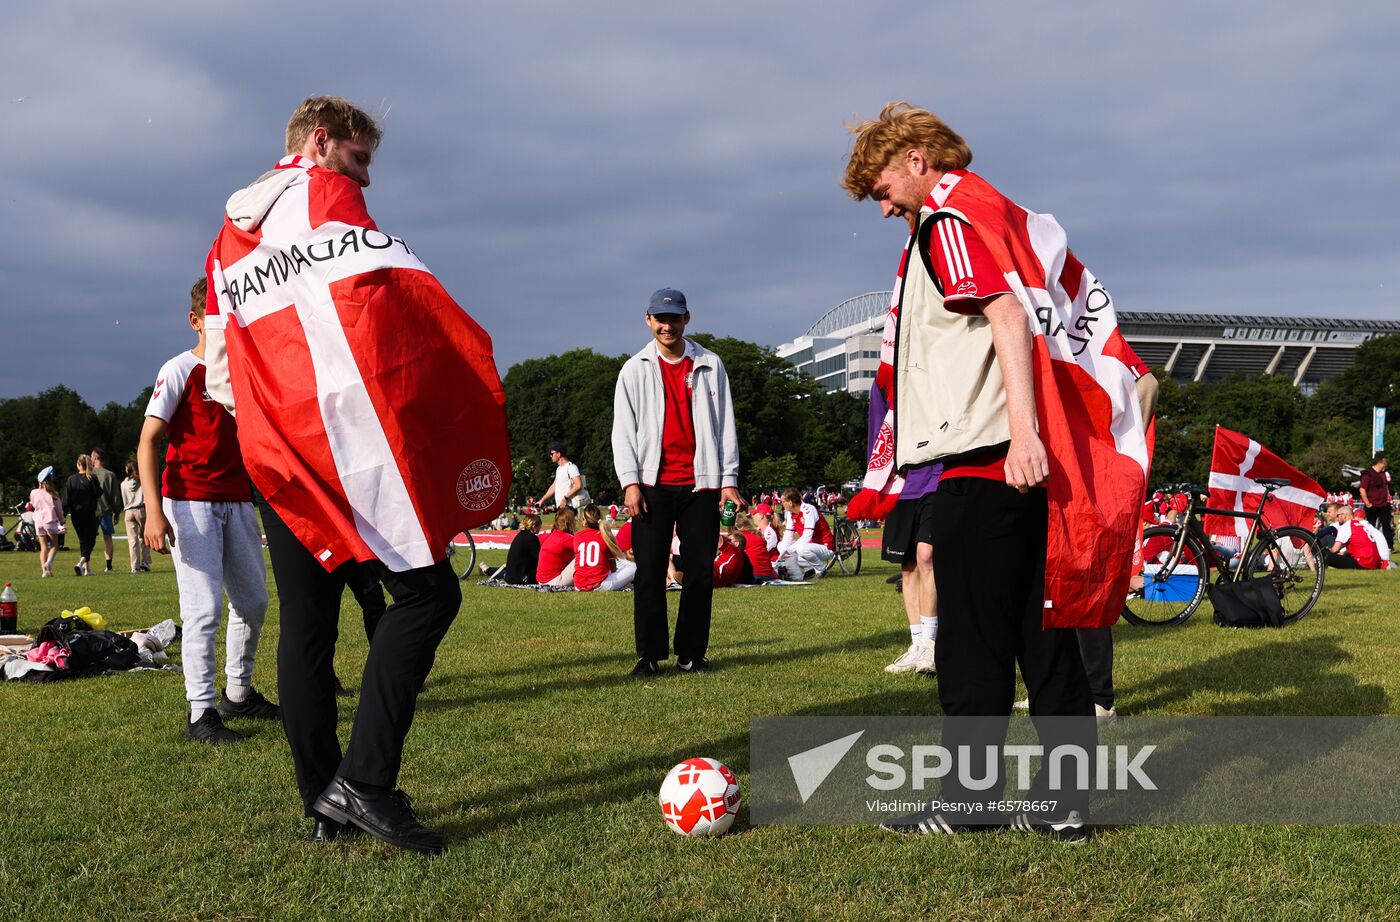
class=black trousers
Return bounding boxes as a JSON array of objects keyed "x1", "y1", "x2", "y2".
[
  {"x1": 262, "y1": 504, "x2": 460, "y2": 815},
  {"x1": 70, "y1": 511, "x2": 98, "y2": 560},
  {"x1": 346, "y1": 560, "x2": 387, "y2": 642},
  {"x1": 1076, "y1": 627, "x2": 1114, "y2": 710},
  {"x1": 928, "y1": 478, "x2": 1094, "y2": 818},
  {"x1": 1365, "y1": 505, "x2": 1394, "y2": 550},
  {"x1": 631, "y1": 485, "x2": 719, "y2": 663}
]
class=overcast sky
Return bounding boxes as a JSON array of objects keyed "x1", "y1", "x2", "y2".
[{"x1": 3, "y1": 1, "x2": 1397, "y2": 406}]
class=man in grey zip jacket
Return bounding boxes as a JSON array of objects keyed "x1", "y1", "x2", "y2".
[{"x1": 612, "y1": 288, "x2": 742, "y2": 676}]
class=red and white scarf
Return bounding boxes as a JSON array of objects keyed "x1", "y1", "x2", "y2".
[
  {"x1": 205, "y1": 156, "x2": 511, "y2": 572},
  {"x1": 845, "y1": 250, "x2": 907, "y2": 522}
]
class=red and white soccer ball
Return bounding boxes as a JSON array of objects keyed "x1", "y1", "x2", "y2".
[{"x1": 659, "y1": 757, "x2": 741, "y2": 837}]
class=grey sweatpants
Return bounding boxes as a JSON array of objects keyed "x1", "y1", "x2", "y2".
[{"x1": 164, "y1": 499, "x2": 269, "y2": 711}]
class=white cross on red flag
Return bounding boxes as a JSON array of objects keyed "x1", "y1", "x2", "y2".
[{"x1": 1205, "y1": 426, "x2": 1326, "y2": 541}]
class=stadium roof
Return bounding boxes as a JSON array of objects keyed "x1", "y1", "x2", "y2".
[{"x1": 806, "y1": 294, "x2": 1400, "y2": 339}]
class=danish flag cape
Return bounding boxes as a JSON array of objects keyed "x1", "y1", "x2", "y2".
[
  {"x1": 928, "y1": 171, "x2": 1151, "y2": 628},
  {"x1": 205, "y1": 156, "x2": 510, "y2": 573},
  {"x1": 1205, "y1": 426, "x2": 1325, "y2": 540}
]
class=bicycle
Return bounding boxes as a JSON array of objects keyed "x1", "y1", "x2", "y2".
[
  {"x1": 1123, "y1": 478, "x2": 1326, "y2": 627},
  {"x1": 445, "y1": 531, "x2": 478, "y2": 581},
  {"x1": 823, "y1": 509, "x2": 863, "y2": 576}
]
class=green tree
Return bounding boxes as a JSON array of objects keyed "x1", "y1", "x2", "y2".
[
  {"x1": 1306, "y1": 333, "x2": 1400, "y2": 425},
  {"x1": 747, "y1": 454, "x2": 798, "y2": 491},
  {"x1": 822, "y1": 454, "x2": 862, "y2": 488},
  {"x1": 502, "y1": 348, "x2": 626, "y2": 502}
]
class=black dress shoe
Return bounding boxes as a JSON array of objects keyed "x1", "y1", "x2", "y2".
[
  {"x1": 312, "y1": 777, "x2": 444, "y2": 855},
  {"x1": 310, "y1": 817, "x2": 343, "y2": 842},
  {"x1": 309, "y1": 815, "x2": 361, "y2": 843}
]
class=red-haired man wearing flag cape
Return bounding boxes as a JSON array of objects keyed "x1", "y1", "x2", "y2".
[
  {"x1": 843, "y1": 102, "x2": 1155, "y2": 840},
  {"x1": 204, "y1": 96, "x2": 510, "y2": 854}
]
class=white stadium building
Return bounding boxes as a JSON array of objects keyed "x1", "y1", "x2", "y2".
[{"x1": 777, "y1": 292, "x2": 1400, "y2": 396}]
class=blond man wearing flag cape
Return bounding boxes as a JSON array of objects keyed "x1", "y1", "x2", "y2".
[
  {"x1": 205, "y1": 97, "x2": 510, "y2": 854},
  {"x1": 843, "y1": 102, "x2": 1153, "y2": 840}
]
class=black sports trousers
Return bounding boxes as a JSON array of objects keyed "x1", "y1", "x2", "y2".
[
  {"x1": 630, "y1": 484, "x2": 719, "y2": 663},
  {"x1": 928, "y1": 477, "x2": 1095, "y2": 818},
  {"x1": 261, "y1": 503, "x2": 460, "y2": 815}
]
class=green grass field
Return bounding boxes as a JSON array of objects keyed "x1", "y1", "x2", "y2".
[{"x1": 2, "y1": 542, "x2": 1398, "y2": 920}]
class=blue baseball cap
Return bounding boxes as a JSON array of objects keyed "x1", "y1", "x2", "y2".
[{"x1": 647, "y1": 288, "x2": 687, "y2": 316}]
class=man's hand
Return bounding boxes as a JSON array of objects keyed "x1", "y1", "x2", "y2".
[
  {"x1": 625, "y1": 484, "x2": 646, "y2": 517},
  {"x1": 720, "y1": 486, "x2": 745, "y2": 510},
  {"x1": 1004, "y1": 434, "x2": 1049, "y2": 494},
  {"x1": 145, "y1": 506, "x2": 175, "y2": 554}
]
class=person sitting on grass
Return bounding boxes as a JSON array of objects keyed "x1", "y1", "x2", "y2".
[
  {"x1": 775, "y1": 487, "x2": 835, "y2": 580},
  {"x1": 482, "y1": 513, "x2": 543, "y2": 584},
  {"x1": 713, "y1": 530, "x2": 753, "y2": 588},
  {"x1": 573, "y1": 504, "x2": 637, "y2": 592},
  {"x1": 734, "y1": 511, "x2": 777, "y2": 583},
  {"x1": 1325, "y1": 505, "x2": 1391, "y2": 570},
  {"x1": 538, "y1": 507, "x2": 578, "y2": 586}
]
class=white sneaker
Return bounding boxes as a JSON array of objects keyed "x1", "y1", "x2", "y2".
[
  {"x1": 914, "y1": 641, "x2": 936, "y2": 674},
  {"x1": 1095, "y1": 703, "x2": 1118, "y2": 727},
  {"x1": 884, "y1": 643, "x2": 921, "y2": 674},
  {"x1": 1013, "y1": 697, "x2": 1030, "y2": 710}
]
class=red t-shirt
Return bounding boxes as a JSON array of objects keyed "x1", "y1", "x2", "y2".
[
  {"x1": 144, "y1": 351, "x2": 251, "y2": 502},
  {"x1": 615, "y1": 521, "x2": 633, "y2": 553},
  {"x1": 536, "y1": 529, "x2": 576, "y2": 583},
  {"x1": 742, "y1": 532, "x2": 775, "y2": 579},
  {"x1": 1346, "y1": 523, "x2": 1384, "y2": 570},
  {"x1": 572, "y1": 528, "x2": 613, "y2": 591},
  {"x1": 713, "y1": 542, "x2": 746, "y2": 588},
  {"x1": 656, "y1": 355, "x2": 696, "y2": 486}
]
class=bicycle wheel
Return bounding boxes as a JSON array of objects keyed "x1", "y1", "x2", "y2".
[
  {"x1": 1122, "y1": 525, "x2": 1208, "y2": 626},
  {"x1": 1241, "y1": 525, "x2": 1326, "y2": 623},
  {"x1": 833, "y1": 520, "x2": 862, "y2": 575},
  {"x1": 447, "y1": 531, "x2": 478, "y2": 581}
]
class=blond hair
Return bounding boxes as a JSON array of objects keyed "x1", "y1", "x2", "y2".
[
  {"x1": 552, "y1": 506, "x2": 577, "y2": 535},
  {"x1": 581, "y1": 504, "x2": 629, "y2": 561},
  {"x1": 285, "y1": 96, "x2": 382, "y2": 155},
  {"x1": 190, "y1": 277, "x2": 207, "y2": 320},
  {"x1": 842, "y1": 101, "x2": 972, "y2": 201}
]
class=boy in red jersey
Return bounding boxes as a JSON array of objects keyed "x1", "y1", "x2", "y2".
[{"x1": 139, "y1": 279, "x2": 277, "y2": 745}]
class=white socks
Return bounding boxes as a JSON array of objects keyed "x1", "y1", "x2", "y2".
[
  {"x1": 909, "y1": 624, "x2": 922, "y2": 644},
  {"x1": 921, "y1": 615, "x2": 938, "y2": 645},
  {"x1": 226, "y1": 683, "x2": 250, "y2": 703},
  {"x1": 190, "y1": 707, "x2": 212, "y2": 723}
]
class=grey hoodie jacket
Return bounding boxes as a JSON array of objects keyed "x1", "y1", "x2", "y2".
[{"x1": 612, "y1": 338, "x2": 739, "y2": 491}]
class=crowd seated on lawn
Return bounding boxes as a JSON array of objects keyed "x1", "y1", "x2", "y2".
[{"x1": 1320, "y1": 503, "x2": 1392, "y2": 570}]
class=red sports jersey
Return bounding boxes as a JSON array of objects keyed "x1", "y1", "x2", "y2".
[
  {"x1": 713, "y1": 542, "x2": 745, "y2": 588},
  {"x1": 656, "y1": 355, "x2": 696, "y2": 485},
  {"x1": 926, "y1": 217, "x2": 1014, "y2": 314},
  {"x1": 615, "y1": 521, "x2": 633, "y2": 553},
  {"x1": 145, "y1": 351, "x2": 251, "y2": 502},
  {"x1": 572, "y1": 528, "x2": 612, "y2": 591},
  {"x1": 1342, "y1": 521, "x2": 1384, "y2": 569},
  {"x1": 536, "y1": 529, "x2": 576, "y2": 584},
  {"x1": 788, "y1": 503, "x2": 835, "y2": 550},
  {"x1": 742, "y1": 531, "x2": 776, "y2": 579}
]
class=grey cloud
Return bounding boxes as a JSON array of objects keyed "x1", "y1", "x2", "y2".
[{"x1": 1, "y1": 0, "x2": 1396, "y2": 404}]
